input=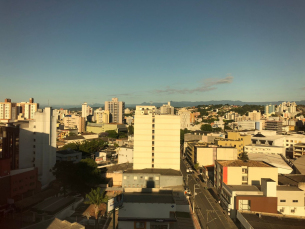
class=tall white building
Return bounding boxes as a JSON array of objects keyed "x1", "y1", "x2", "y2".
[
  {"x1": 133, "y1": 106, "x2": 180, "y2": 170},
  {"x1": 93, "y1": 108, "x2": 109, "y2": 124},
  {"x1": 82, "y1": 102, "x2": 92, "y2": 121},
  {"x1": 177, "y1": 108, "x2": 191, "y2": 129},
  {"x1": 248, "y1": 110, "x2": 261, "y2": 121},
  {"x1": 105, "y1": 98, "x2": 125, "y2": 123},
  {"x1": 19, "y1": 107, "x2": 57, "y2": 188}
]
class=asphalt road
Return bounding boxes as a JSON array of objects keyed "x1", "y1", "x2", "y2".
[{"x1": 181, "y1": 159, "x2": 237, "y2": 229}]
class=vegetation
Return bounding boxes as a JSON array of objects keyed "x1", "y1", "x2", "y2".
[
  {"x1": 230, "y1": 105, "x2": 264, "y2": 116},
  {"x1": 128, "y1": 125, "x2": 134, "y2": 135},
  {"x1": 200, "y1": 124, "x2": 213, "y2": 132},
  {"x1": 84, "y1": 187, "x2": 108, "y2": 227},
  {"x1": 52, "y1": 158, "x2": 104, "y2": 196},
  {"x1": 180, "y1": 128, "x2": 191, "y2": 144},
  {"x1": 202, "y1": 118, "x2": 219, "y2": 123},
  {"x1": 239, "y1": 152, "x2": 249, "y2": 162},
  {"x1": 194, "y1": 163, "x2": 199, "y2": 170},
  {"x1": 105, "y1": 130, "x2": 118, "y2": 139},
  {"x1": 61, "y1": 139, "x2": 106, "y2": 156}
]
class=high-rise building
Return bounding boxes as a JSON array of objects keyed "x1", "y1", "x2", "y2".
[
  {"x1": 19, "y1": 107, "x2": 57, "y2": 188},
  {"x1": 177, "y1": 108, "x2": 191, "y2": 129},
  {"x1": 248, "y1": 110, "x2": 261, "y2": 121},
  {"x1": 63, "y1": 114, "x2": 85, "y2": 133},
  {"x1": 93, "y1": 108, "x2": 109, "y2": 124},
  {"x1": 0, "y1": 99, "x2": 17, "y2": 122},
  {"x1": 133, "y1": 106, "x2": 180, "y2": 170},
  {"x1": 82, "y1": 102, "x2": 93, "y2": 121},
  {"x1": 105, "y1": 98, "x2": 125, "y2": 123},
  {"x1": 17, "y1": 98, "x2": 39, "y2": 120},
  {"x1": 160, "y1": 102, "x2": 174, "y2": 115},
  {"x1": 265, "y1": 120, "x2": 282, "y2": 134}
]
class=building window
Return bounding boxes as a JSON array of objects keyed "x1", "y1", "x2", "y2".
[
  {"x1": 293, "y1": 200, "x2": 298, "y2": 203},
  {"x1": 134, "y1": 222, "x2": 146, "y2": 229},
  {"x1": 291, "y1": 209, "x2": 295, "y2": 213},
  {"x1": 242, "y1": 176, "x2": 248, "y2": 181},
  {"x1": 280, "y1": 208, "x2": 285, "y2": 213},
  {"x1": 242, "y1": 168, "x2": 248, "y2": 173},
  {"x1": 280, "y1": 200, "x2": 286, "y2": 202}
]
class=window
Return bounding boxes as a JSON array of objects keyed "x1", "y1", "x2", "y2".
[
  {"x1": 280, "y1": 208, "x2": 284, "y2": 213},
  {"x1": 280, "y1": 200, "x2": 286, "y2": 202},
  {"x1": 134, "y1": 222, "x2": 146, "y2": 229},
  {"x1": 242, "y1": 168, "x2": 248, "y2": 173},
  {"x1": 242, "y1": 176, "x2": 248, "y2": 181},
  {"x1": 293, "y1": 200, "x2": 298, "y2": 203},
  {"x1": 291, "y1": 209, "x2": 295, "y2": 213}
]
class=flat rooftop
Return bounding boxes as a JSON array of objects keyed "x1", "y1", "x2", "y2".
[
  {"x1": 124, "y1": 168, "x2": 182, "y2": 176},
  {"x1": 241, "y1": 211, "x2": 305, "y2": 229},
  {"x1": 225, "y1": 185, "x2": 261, "y2": 192},
  {"x1": 123, "y1": 192, "x2": 175, "y2": 204},
  {"x1": 247, "y1": 153, "x2": 292, "y2": 171},
  {"x1": 217, "y1": 160, "x2": 271, "y2": 167},
  {"x1": 277, "y1": 186, "x2": 303, "y2": 191}
]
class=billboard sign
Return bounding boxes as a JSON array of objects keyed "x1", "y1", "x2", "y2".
[{"x1": 107, "y1": 194, "x2": 123, "y2": 212}]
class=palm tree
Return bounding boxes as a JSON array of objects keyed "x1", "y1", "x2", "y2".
[{"x1": 84, "y1": 187, "x2": 108, "y2": 228}]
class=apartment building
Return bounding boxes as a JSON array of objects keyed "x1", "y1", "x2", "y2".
[
  {"x1": 160, "y1": 102, "x2": 174, "y2": 115},
  {"x1": 214, "y1": 160, "x2": 278, "y2": 192},
  {"x1": 63, "y1": 114, "x2": 85, "y2": 133},
  {"x1": 19, "y1": 107, "x2": 57, "y2": 188},
  {"x1": 105, "y1": 98, "x2": 125, "y2": 123},
  {"x1": 216, "y1": 132, "x2": 251, "y2": 155},
  {"x1": 293, "y1": 143, "x2": 305, "y2": 158},
  {"x1": 93, "y1": 108, "x2": 109, "y2": 124},
  {"x1": 265, "y1": 120, "x2": 283, "y2": 134},
  {"x1": 277, "y1": 186, "x2": 305, "y2": 216},
  {"x1": 16, "y1": 98, "x2": 38, "y2": 120},
  {"x1": 248, "y1": 110, "x2": 261, "y2": 121},
  {"x1": 0, "y1": 98, "x2": 17, "y2": 122},
  {"x1": 177, "y1": 108, "x2": 191, "y2": 129},
  {"x1": 81, "y1": 102, "x2": 93, "y2": 121},
  {"x1": 133, "y1": 106, "x2": 180, "y2": 170}
]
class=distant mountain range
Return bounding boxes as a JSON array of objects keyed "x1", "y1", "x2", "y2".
[{"x1": 41, "y1": 100, "x2": 305, "y2": 110}]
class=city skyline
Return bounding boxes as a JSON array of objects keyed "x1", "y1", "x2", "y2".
[{"x1": 1, "y1": 0, "x2": 305, "y2": 105}]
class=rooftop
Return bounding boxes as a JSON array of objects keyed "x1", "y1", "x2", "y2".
[
  {"x1": 225, "y1": 185, "x2": 261, "y2": 192},
  {"x1": 217, "y1": 160, "x2": 271, "y2": 167},
  {"x1": 123, "y1": 168, "x2": 182, "y2": 176},
  {"x1": 123, "y1": 192, "x2": 175, "y2": 204},
  {"x1": 247, "y1": 153, "x2": 292, "y2": 171},
  {"x1": 277, "y1": 186, "x2": 303, "y2": 191},
  {"x1": 241, "y1": 211, "x2": 305, "y2": 229}
]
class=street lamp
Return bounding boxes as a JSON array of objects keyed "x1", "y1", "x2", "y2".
[{"x1": 193, "y1": 184, "x2": 200, "y2": 213}]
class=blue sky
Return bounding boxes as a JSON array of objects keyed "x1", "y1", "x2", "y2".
[{"x1": 1, "y1": 0, "x2": 304, "y2": 106}]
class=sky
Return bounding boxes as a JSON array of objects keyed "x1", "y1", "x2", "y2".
[{"x1": 0, "y1": 0, "x2": 305, "y2": 106}]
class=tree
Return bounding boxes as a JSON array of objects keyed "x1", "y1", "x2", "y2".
[
  {"x1": 200, "y1": 124, "x2": 212, "y2": 132},
  {"x1": 84, "y1": 187, "x2": 108, "y2": 228},
  {"x1": 180, "y1": 128, "x2": 191, "y2": 144},
  {"x1": 239, "y1": 152, "x2": 249, "y2": 162},
  {"x1": 106, "y1": 130, "x2": 118, "y2": 139},
  {"x1": 52, "y1": 161, "x2": 76, "y2": 196},
  {"x1": 128, "y1": 125, "x2": 134, "y2": 135},
  {"x1": 194, "y1": 163, "x2": 199, "y2": 170}
]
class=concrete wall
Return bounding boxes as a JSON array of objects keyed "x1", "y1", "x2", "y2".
[
  {"x1": 118, "y1": 148, "x2": 133, "y2": 164},
  {"x1": 160, "y1": 175, "x2": 183, "y2": 187},
  {"x1": 248, "y1": 167, "x2": 278, "y2": 185},
  {"x1": 226, "y1": 167, "x2": 243, "y2": 185},
  {"x1": 217, "y1": 148, "x2": 238, "y2": 161},
  {"x1": 277, "y1": 189, "x2": 305, "y2": 216},
  {"x1": 197, "y1": 148, "x2": 214, "y2": 166},
  {"x1": 119, "y1": 202, "x2": 176, "y2": 218}
]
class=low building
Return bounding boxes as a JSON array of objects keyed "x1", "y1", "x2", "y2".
[
  {"x1": 214, "y1": 160, "x2": 278, "y2": 192},
  {"x1": 265, "y1": 120, "x2": 283, "y2": 134},
  {"x1": 86, "y1": 123, "x2": 127, "y2": 134},
  {"x1": 56, "y1": 150, "x2": 82, "y2": 163},
  {"x1": 277, "y1": 186, "x2": 305, "y2": 216},
  {"x1": 244, "y1": 145, "x2": 286, "y2": 156},
  {"x1": 293, "y1": 143, "x2": 305, "y2": 158},
  {"x1": 122, "y1": 168, "x2": 183, "y2": 189},
  {"x1": 118, "y1": 147, "x2": 133, "y2": 164},
  {"x1": 118, "y1": 192, "x2": 177, "y2": 229},
  {"x1": 247, "y1": 153, "x2": 293, "y2": 174}
]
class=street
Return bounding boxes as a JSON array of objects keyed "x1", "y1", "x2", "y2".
[{"x1": 181, "y1": 159, "x2": 237, "y2": 229}]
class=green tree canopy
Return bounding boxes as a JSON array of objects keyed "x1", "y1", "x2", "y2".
[
  {"x1": 106, "y1": 130, "x2": 118, "y2": 139},
  {"x1": 128, "y1": 125, "x2": 134, "y2": 135},
  {"x1": 200, "y1": 124, "x2": 213, "y2": 132},
  {"x1": 239, "y1": 152, "x2": 249, "y2": 162},
  {"x1": 180, "y1": 128, "x2": 191, "y2": 144}
]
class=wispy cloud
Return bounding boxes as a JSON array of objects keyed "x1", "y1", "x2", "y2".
[
  {"x1": 108, "y1": 93, "x2": 136, "y2": 97},
  {"x1": 154, "y1": 75, "x2": 234, "y2": 94}
]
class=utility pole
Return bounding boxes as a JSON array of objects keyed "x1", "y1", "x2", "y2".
[{"x1": 193, "y1": 184, "x2": 199, "y2": 213}]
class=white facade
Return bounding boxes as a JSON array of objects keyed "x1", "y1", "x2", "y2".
[
  {"x1": 105, "y1": 98, "x2": 125, "y2": 123},
  {"x1": 93, "y1": 108, "x2": 109, "y2": 124},
  {"x1": 134, "y1": 106, "x2": 180, "y2": 170},
  {"x1": 19, "y1": 107, "x2": 57, "y2": 188},
  {"x1": 160, "y1": 102, "x2": 174, "y2": 115},
  {"x1": 196, "y1": 147, "x2": 237, "y2": 166},
  {"x1": 237, "y1": 121, "x2": 255, "y2": 130},
  {"x1": 248, "y1": 110, "x2": 261, "y2": 121},
  {"x1": 82, "y1": 102, "x2": 92, "y2": 121},
  {"x1": 177, "y1": 108, "x2": 191, "y2": 129},
  {"x1": 118, "y1": 147, "x2": 133, "y2": 164}
]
